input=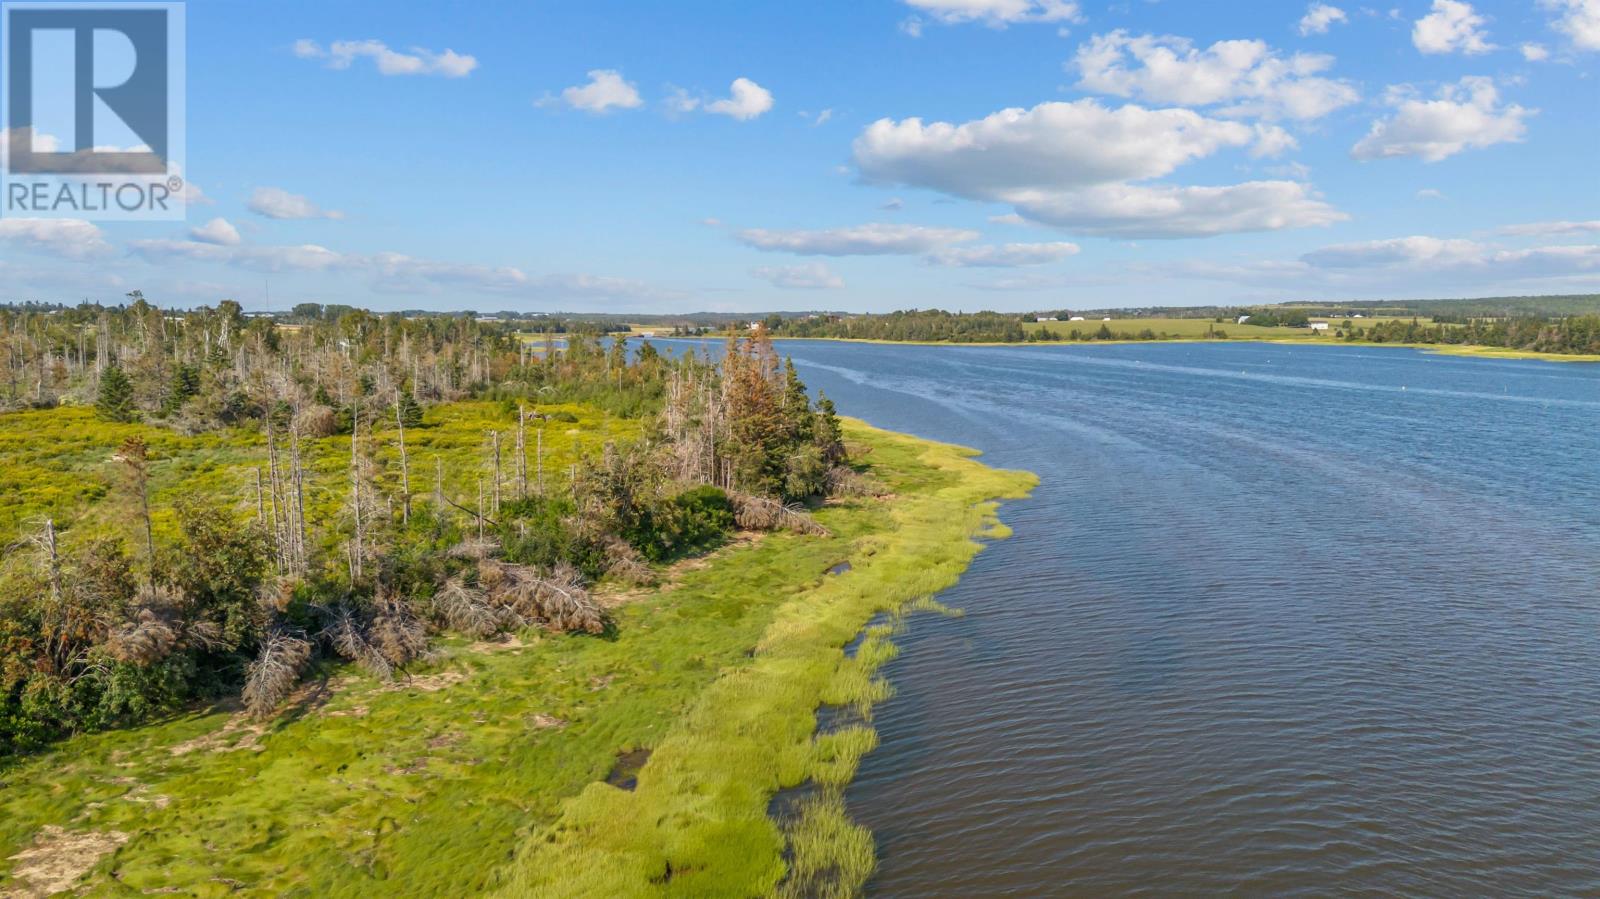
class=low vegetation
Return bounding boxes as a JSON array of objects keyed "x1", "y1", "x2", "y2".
[{"x1": 0, "y1": 420, "x2": 1033, "y2": 896}]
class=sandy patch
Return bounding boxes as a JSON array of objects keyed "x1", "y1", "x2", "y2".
[
  {"x1": 3, "y1": 826, "x2": 129, "y2": 897},
  {"x1": 169, "y1": 714, "x2": 269, "y2": 756}
]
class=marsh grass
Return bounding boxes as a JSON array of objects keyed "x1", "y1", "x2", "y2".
[{"x1": 0, "y1": 419, "x2": 1034, "y2": 897}]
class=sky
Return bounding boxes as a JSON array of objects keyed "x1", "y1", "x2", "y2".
[{"x1": 1, "y1": 0, "x2": 1598, "y2": 313}]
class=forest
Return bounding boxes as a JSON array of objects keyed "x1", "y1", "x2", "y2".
[{"x1": 0, "y1": 298, "x2": 857, "y2": 757}]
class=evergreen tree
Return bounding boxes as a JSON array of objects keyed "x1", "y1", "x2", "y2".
[
  {"x1": 96, "y1": 365, "x2": 136, "y2": 423},
  {"x1": 814, "y1": 391, "x2": 844, "y2": 462},
  {"x1": 162, "y1": 363, "x2": 200, "y2": 415},
  {"x1": 396, "y1": 389, "x2": 424, "y2": 429}
]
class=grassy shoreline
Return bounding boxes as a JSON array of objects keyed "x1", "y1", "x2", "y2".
[
  {"x1": 697, "y1": 333, "x2": 1600, "y2": 363},
  {"x1": 0, "y1": 419, "x2": 1035, "y2": 897}
]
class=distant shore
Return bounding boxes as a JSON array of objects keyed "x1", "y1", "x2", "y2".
[{"x1": 647, "y1": 332, "x2": 1600, "y2": 363}]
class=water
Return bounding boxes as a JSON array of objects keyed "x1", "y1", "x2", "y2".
[{"x1": 670, "y1": 339, "x2": 1600, "y2": 895}]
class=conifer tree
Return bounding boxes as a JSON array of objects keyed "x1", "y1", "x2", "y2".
[{"x1": 96, "y1": 365, "x2": 136, "y2": 422}]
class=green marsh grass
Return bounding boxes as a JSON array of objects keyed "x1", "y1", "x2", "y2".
[{"x1": 0, "y1": 418, "x2": 1034, "y2": 897}]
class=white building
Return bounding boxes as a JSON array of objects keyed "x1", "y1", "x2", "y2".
[{"x1": 1309, "y1": 322, "x2": 1330, "y2": 332}]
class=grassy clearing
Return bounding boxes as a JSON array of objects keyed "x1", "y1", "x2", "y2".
[
  {"x1": 0, "y1": 401, "x2": 637, "y2": 547},
  {"x1": 0, "y1": 419, "x2": 1034, "y2": 897}
]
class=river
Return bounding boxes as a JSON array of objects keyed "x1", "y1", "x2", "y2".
[{"x1": 706, "y1": 340, "x2": 1600, "y2": 895}]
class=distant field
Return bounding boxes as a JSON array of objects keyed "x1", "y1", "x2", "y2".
[{"x1": 1023, "y1": 315, "x2": 1448, "y2": 341}]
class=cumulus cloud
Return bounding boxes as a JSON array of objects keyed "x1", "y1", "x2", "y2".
[
  {"x1": 901, "y1": 0, "x2": 1082, "y2": 28},
  {"x1": 1496, "y1": 219, "x2": 1600, "y2": 236},
  {"x1": 1002, "y1": 180, "x2": 1345, "y2": 238},
  {"x1": 1543, "y1": 0, "x2": 1600, "y2": 50},
  {"x1": 751, "y1": 262, "x2": 845, "y2": 289},
  {"x1": 852, "y1": 100, "x2": 1342, "y2": 237},
  {"x1": 1071, "y1": 31, "x2": 1359, "y2": 120},
  {"x1": 1520, "y1": 42, "x2": 1551, "y2": 60},
  {"x1": 736, "y1": 223, "x2": 978, "y2": 255},
  {"x1": 1298, "y1": 3, "x2": 1349, "y2": 35},
  {"x1": 855, "y1": 101, "x2": 1261, "y2": 193},
  {"x1": 0, "y1": 218, "x2": 112, "y2": 259},
  {"x1": 248, "y1": 186, "x2": 344, "y2": 220},
  {"x1": 664, "y1": 78, "x2": 774, "y2": 121},
  {"x1": 925, "y1": 241, "x2": 1080, "y2": 266},
  {"x1": 294, "y1": 39, "x2": 477, "y2": 77},
  {"x1": 189, "y1": 217, "x2": 241, "y2": 246},
  {"x1": 1351, "y1": 77, "x2": 1529, "y2": 162},
  {"x1": 558, "y1": 69, "x2": 644, "y2": 113},
  {"x1": 1300, "y1": 235, "x2": 1600, "y2": 279},
  {"x1": 706, "y1": 78, "x2": 774, "y2": 120},
  {"x1": 1412, "y1": 0, "x2": 1494, "y2": 54}
]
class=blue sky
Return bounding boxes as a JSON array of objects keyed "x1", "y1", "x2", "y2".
[{"x1": 2, "y1": 0, "x2": 1598, "y2": 312}]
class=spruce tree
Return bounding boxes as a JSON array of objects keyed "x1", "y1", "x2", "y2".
[
  {"x1": 96, "y1": 366, "x2": 136, "y2": 423},
  {"x1": 396, "y1": 390, "x2": 424, "y2": 429}
]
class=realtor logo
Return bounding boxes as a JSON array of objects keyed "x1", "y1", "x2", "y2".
[{"x1": 2, "y1": 1, "x2": 185, "y2": 220}]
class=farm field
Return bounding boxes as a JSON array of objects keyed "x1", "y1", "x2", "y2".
[{"x1": 1022, "y1": 316, "x2": 1449, "y2": 341}]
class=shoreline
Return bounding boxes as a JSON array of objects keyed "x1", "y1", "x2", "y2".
[
  {"x1": 664, "y1": 333, "x2": 1600, "y2": 363},
  {"x1": 0, "y1": 418, "x2": 1037, "y2": 897}
]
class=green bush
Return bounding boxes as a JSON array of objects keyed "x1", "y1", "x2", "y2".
[{"x1": 630, "y1": 486, "x2": 735, "y2": 563}]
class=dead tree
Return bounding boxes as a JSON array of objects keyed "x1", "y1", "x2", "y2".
[{"x1": 395, "y1": 390, "x2": 411, "y2": 525}]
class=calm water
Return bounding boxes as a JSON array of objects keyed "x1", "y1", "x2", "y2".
[{"x1": 729, "y1": 340, "x2": 1600, "y2": 896}]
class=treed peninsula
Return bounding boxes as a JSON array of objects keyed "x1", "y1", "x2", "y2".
[{"x1": 0, "y1": 298, "x2": 1033, "y2": 895}]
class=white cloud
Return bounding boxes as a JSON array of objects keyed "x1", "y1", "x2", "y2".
[
  {"x1": 1496, "y1": 219, "x2": 1600, "y2": 236},
  {"x1": 1251, "y1": 123, "x2": 1299, "y2": 158},
  {"x1": 248, "y1": 186, "x2": 344, "y2": 220},
  {"x1": 814, "y1": 109, "x2": 834, "y2": 126},
  {"x1": 852, "y1": 99, "x2": 1343, "y2": 237},
  {"x1": 189, "y1": 217, "x2": 241, "y2": 246},
  {"x1": 1352, "y1": 77, "x2": 1529, "y2": 162},
  {"x1": 1543, "y1": 0, "x2": 1600, "y2": 51},
  {"x1": 1412, "y1": 0, "x2": 1494, "y2": 54},
  {"x1": 751, "y1": 262, "x2": 845, "y2": 289},
  {"x1": 902, "y1": 0, "x2": 1081, "y2": 27},
  {"x1": 294, "y1": 39, "x2": 477, "y2": 77},
  {"x1": 1298, "y1": 3, "x2": 1349, "y2": 35},
  {"x1": 0, "y1": 218, "x2": 112, "y2": 259},
  {"x1": 0, "y1": 126, "x2": 59, "y2": 153},
  {"x1": 1304, "y1": 235, "x2": 1486, "y2": 267},
  {"x1": 925, "y1": 241, "x2": 1080, "y2": 266},
  {"x1": 736, "y1": 222, "x2": 979, "y2": 255},
  {"x1": 1071, "y1": 31, "x2": 1360, "y2": 120},
  {"x1": 855, "y1": 100, "x2": 1260, "y2": 194},
  {"x1": 1002, "y1": 180, "x2": 1345, "y2": 238},
  {"x1": 126, "y1": 238, "x2": 678, "y2": 302},
  {"x1": 706, "y1": 78, "x2": 774, "y2": 120},
  {"x1": 1300, "y1": 235, "x2": 1600, "y2": 279},
  {"x1": 1520, "y1": 42, "x2": 1551, "y2": 60},
  {"x1": 560, "y1": 69, "x2": 644, "y2": 113},
  {"x1": 989, "y1": 213, "x2": 1028, "y2": 224},
  {"x1": 1416, "y1": 188, "x2": 1447, "y2": 199}
]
